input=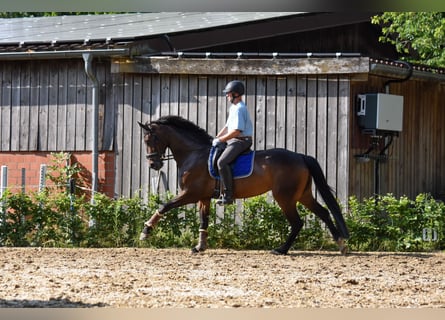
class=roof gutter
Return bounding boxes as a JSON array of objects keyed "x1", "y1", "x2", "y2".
[{"x1": 0, "y1": 48, "x2": 130, "y2": 60}]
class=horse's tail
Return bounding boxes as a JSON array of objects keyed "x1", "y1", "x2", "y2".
[{"x1": 303, "y1": 155, "x2": 349, "y2": 239}]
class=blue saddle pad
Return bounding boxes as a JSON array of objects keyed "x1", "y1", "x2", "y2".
[{"x1": 208, "y1": 146, "x2": 255, "y2": 179}]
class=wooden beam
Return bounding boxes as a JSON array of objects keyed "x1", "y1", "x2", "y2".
[{"x1": 111, "y1": 57, "x2": 370, "y2": 76}]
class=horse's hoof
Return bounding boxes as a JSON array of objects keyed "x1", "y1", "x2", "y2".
[
  {"x1": 271, "y1": 248, "x2": 287, "y2": 255},
  {"x1": 139, "y1": 225, "x2": 152, "y2": 241},
  {"x1": 337, "y1": 238, "x2": 348, "y2": 255},
  {"x1": 191, "y1": 247, "x2": 205, "y2": 254}
]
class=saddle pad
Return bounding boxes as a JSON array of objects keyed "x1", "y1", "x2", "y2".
[{"x1": 208, "y1": 146, "x2": 255, "y2": 179}]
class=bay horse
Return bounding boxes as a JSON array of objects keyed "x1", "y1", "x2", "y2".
[{"x1": 138, "y1": 115, "x2": 349, "y2": 255}]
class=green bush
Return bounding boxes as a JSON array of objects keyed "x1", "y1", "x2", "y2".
[
  {"x1": 31, "y1": 189, "x2": 86, "y2": 247},
  {"x1": 84, "y1": 193, "x2": 147, "y2": 247},
  {"x1": 0, "y1": 190, "x2": 35, "y2": 246},
  {"x1": 0, "y1": 189, "x2": 85, "y2": 247},
  {"x1": 238, "y1": 195, "x2": 287, "y2": 249},
  {"x1": 346, "y1": 193, "x2": 445, "y2": 252},
  {"x1": 1, "y1": 153, "x2": 444, "y2": 252}
]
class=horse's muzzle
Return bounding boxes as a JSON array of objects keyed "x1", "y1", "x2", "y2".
[
  {"x1": 146, "y1": 153, "x2": 164, "y2": 170},
  {"x1": 150, "y1": 161, "x2": 164, "y2": 170}
]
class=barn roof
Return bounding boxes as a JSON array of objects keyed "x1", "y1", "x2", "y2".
[
  {"x1": 0, "y1": 12, "x2": 444, "y2": 82},
  {"x1": 0, "y1": 12, "x2": 374, "y2": 54},
  {"x1": 0, "y1": 12, "x2": 301, "y2": 46}
]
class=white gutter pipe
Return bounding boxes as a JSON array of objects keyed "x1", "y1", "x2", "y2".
[
  {"x1": 82, "y1": 53, "x2": 99, "y2": 202},
  {"x1": 0, "y1": 48, "x2": 129, "y2": 60}
]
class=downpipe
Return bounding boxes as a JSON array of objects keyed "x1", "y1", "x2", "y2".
[{"x1": 82, "y1": 53, "x2": 99, "y2": 204}]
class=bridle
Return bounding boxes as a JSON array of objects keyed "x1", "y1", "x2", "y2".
[
  {"x1": 145, "y1": 150, "x2": 174, "y2": 162},
  {"x1": 143, "y1": 126, "x2": 173, "y2": 169}
]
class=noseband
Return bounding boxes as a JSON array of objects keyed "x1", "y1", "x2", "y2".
[{"x1": 144, "y1": 129, "x2": 173, "y2": 167}]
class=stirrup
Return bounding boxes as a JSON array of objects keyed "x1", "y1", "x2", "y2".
[{"x1": 216, "y1": 195, "x2": 234, "y2": 206}]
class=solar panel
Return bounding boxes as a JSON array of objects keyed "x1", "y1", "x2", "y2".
[{"x1": 0, "y1": 12, "x2": 299, "y2": 45}]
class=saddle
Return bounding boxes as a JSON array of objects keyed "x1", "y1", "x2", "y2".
[{"x1": 208, "y1": 145, "x2": 255, "y2": 180}]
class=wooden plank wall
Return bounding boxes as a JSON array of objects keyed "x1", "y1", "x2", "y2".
[
  {"x1": 350, "y1": 75, "x2": 445, "y2": 201},
  {"x1": 0, "y1": 60, "x2": 114, "y2": 152},
  {"x1": 3, "y1": 58, "x2": 444, "y2": 204},
  {"x1": 114, "y1": 73, "x2": 351, "y2": 205},
  {"x1": 0, "y1": 59, "x2": 352, "y2": 204}
]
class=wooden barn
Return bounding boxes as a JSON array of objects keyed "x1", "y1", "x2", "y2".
[{"x1": 1, "y1": 12, "x2": 444, "y2": 206}]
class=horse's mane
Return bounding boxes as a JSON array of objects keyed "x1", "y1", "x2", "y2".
[{"x1": 151, "y1": 115, "x2": 212, "y2": 145}]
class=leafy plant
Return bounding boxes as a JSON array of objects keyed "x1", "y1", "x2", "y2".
[
  {"x1": 0, "y1": 190, "x2": 35, "y2": 246},
  {"x1": 30, "y1": 189, "x2": 86, "y2": 247},
  {"x1": 1, "y1": 155, "x2": 444, "y2": 253},
  {"x1": 346, "y1": 193, "x2": 445, "y2": 252},
  {"x1": 372, "y1": 12, "x2": 445, "y2": 68},
  {"x1": 238, "y1": 195, "x2": 288, "y2": 249},
  {"x1": 46, "y1": 152, "x2": 84, "y2": 193}
]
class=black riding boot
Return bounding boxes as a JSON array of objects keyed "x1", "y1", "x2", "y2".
[{"x1": 216, "y1": 165, "x2": 234, "y2": 205}]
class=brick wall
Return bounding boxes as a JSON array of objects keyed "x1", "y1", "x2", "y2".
[{"x1": 0, "y1": 152, "x2": 115, "y2": 198}]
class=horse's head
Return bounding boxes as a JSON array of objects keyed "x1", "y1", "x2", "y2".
[{"x1": 138, "y1": 121, "x2": 168, "y2": 171}]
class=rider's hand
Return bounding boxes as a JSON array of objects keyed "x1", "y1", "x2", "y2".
[{"x1": 212, "y1": 138, "x2": 221, "y2": 146}]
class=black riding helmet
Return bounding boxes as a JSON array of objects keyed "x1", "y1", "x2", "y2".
[{"x1": 222, "y1": 80, "x2": 245, "y2": 97}]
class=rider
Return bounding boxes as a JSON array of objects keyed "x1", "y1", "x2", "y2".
[{"x1": 212, "y1": 80, "x2": 253, "y2": 205}]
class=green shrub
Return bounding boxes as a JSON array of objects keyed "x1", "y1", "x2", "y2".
[
  {"x1": 237, "y1": 195, "x2": 288, "y2": 249},
  {"x1": 1, "y1": 154, "x2": 444, "y2": 253},
  {"x1": 346, "y1": 193, "x2": 445, "y2": 252},
  {"x1": 0, "y1": 190, "x2": 35, "y2": 246},
  {"x1": 31, "y1": 189, "x2": 86, "y2": 247},
  {"x1": 85, "y1": 193, "x2": 144, "y2": 247}
]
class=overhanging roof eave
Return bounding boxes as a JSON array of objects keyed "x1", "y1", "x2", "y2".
[{"x1": 0, "y1": 48, "x2": 130, "y2": 61}]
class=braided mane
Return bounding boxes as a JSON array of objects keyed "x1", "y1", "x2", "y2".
[{"x1": 151, "y1": 115, "x2": 212, "y2": 146}]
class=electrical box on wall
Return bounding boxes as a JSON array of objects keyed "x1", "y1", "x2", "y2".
[{"x1": 357, "y1": 93, "x2": 404, "y2": 134}]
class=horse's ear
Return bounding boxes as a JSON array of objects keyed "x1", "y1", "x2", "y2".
[{"x1": 138, "y1": 121, "x2": 151, "y2": 132}]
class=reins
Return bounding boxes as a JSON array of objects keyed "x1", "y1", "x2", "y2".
[{"x1": 146, "y1": 153, "x2": 174, "y2": 161}]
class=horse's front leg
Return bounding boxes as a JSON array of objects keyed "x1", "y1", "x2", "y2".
[
  {"x1": 191, "y1": 199, "x2": 211, "y2": 253},
  {"x1": 139, "y1": 192, "x2": 193, "y2": 241},
  {"x1": 139, "y1": 210, "x2": 163, "y2": 240}
]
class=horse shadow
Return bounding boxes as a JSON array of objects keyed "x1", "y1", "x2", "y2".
[
  {"x1": 0, "y1": 298, "x2": 108, "y2": 308},
  {"x1": 285, "y1": 250, "x2": 435, "y2": 259}
]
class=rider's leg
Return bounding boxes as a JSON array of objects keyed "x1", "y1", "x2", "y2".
[
  {"x1": 216, "y1": 139, "x2": 251, "y2": 205},
  {"x1": 216, "y1": 164, "x2": 234, "y2": 205}
]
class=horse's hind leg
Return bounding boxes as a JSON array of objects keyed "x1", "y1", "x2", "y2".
[
  {"x1": 191, "y1": 199, "x2": 211, "y2": 253},
  {"x1": 272, "y1": 199, "x2": 304, "y2": 255},
  {"x1": 300, "y1": 194, "x2": 348, "y2": 254}
]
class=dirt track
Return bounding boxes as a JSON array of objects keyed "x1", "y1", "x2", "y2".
[{"x1": 0, "y1": 248, "x2": 444, "y2": 308}]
